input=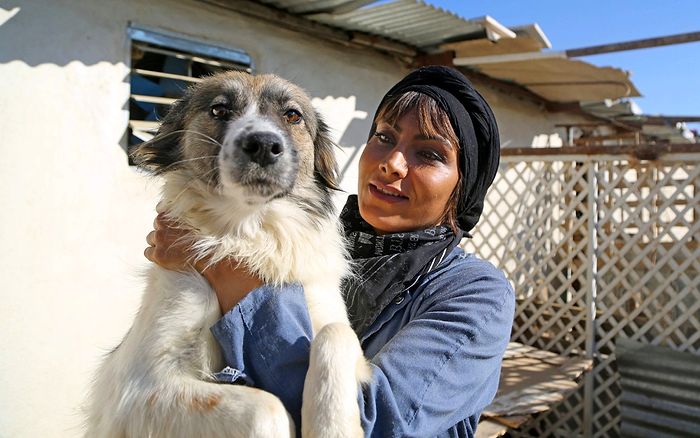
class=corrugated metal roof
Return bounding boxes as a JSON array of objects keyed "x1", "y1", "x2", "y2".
[
  {"x1": 252, "y1": 0, "x2": 645, "y2": 105},
  {"x1": 260, "y1": 0, "x2": 487, "y2": 49},
  {"x1": 582, "y1": 101, "x2": 697, "y2": 143},
  {"x1": 616, "y1": 338, "x2": 700, "y2": 437}
]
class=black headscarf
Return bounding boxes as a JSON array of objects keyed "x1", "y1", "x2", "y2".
[
  {"x1": 342, "y1": 66, "x2": 501, "y2": 335},
  {"x1": 370, "y1": 65, "x2": 501, "y2": 234}
]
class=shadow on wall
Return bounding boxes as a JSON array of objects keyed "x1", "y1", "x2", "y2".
[
  {"x1": 0, "y1": 2, "x2": 133, "y2": 157},
  {"x1": 0, "y1": 4, "x2": 124, "y2": 67},
  {"x1": 0, "y1": 2, "x2": 385, "y2": 172},
  {"x1": 311, "y1": 95, "x2": 372, "y2": 181}
]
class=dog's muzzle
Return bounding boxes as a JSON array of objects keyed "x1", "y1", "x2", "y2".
[{"x1": 220, "y1": 123, "x2": 298, "y2": 201}]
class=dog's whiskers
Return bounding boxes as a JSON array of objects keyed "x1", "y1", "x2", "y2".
[
  {"x1": 169, "y1": 166, "x2": 220, "y2": 206},
  {"x1": 153, "y1": 129, "x2": 223, "y2": 148},
  {"x1": 158, "y1": 155, "x2": 219, "y2": 173}
]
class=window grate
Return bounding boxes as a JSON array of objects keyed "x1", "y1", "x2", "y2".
[{"x1": 127, "y1": 25, "x2": 253, "y2": 154}]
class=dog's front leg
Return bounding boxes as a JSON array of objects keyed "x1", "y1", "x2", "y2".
[{"x1": 301, "y1": 322, "x2": 372, "y2": 438}]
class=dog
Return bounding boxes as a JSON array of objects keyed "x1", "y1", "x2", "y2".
[{"x1": 84, "y1": 71, "x2": 371, "y2": 437}]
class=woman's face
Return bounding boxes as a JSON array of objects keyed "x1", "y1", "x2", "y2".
[{"x1": 358, "y1": 108, "x2": 459, "y2": 234}]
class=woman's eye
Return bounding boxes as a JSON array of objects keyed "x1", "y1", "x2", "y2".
[
  {"x1": 419, "y1": 150, "x2": 445, "y2": 163},
  {"x1": 210, "y1": 104, "x2": 231, "y2": 120},
  {"x1": 374, "y1": 132, "x2": 392, "y2": 144},
  {"x1": 284, "y1": 109, "x2": 303, "y2": 124}
]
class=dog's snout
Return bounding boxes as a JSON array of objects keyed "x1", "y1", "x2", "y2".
[{"x1": 242, "y1": 132, "x2": 284, "y2": 166}]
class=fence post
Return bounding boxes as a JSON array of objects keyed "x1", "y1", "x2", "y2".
[{"x1": 584, "y1": 159, "x2": 597, "y2": 438}]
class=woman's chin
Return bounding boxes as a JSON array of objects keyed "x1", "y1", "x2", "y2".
[{"x1": 359, "y1": 212, "x2": 409, "y2": 235}]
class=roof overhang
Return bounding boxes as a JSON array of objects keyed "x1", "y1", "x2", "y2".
[
  {"x1": 454, "y1": 55, "x2": 640, "y2": 103},
  {"x1": 205, "y1": 1, "x2": 645, "y2": 106}
]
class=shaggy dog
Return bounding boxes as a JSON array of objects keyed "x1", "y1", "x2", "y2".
[{"x1": 85, "y1": 71, "x2": 370, "y2": 437}]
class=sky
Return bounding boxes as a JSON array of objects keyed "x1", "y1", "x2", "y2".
[{"x1": 426, "y1": 0, "x2": 700, "y2": 131}]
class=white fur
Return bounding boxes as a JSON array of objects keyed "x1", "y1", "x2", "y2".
[{"x1": 85, "y1": 95, "x2": 371, "y2": 437}]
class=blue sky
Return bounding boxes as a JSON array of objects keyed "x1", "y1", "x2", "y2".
[{"x1": 427, "y1": 0, "x2": 700, "y2": 130}]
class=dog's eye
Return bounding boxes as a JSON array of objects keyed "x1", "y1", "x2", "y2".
[
  {"x1": 283, "y1": 109, "x2": 302, "y2": 125},
  {"x1": 210, "y1": 104, "x2": 231, "y2": 120}
]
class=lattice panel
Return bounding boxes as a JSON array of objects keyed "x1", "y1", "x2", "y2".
[
  {"x1": 467, "y1": 150, "x2": 700, "y2": 438},
  {"x1": 592, "y1": 158, "x2": 700, "y2": 437},
  {"x1": 465, "y1": 159, "x2": 592, "y2": 357},
  {"x1": 595, "y1": 159, "x2": 700, "y2": 354}
]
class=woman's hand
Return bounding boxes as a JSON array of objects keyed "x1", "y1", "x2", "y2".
[
  {"x1": 144, "y1": 213, "x2": 199, "y2": 272},
  {"x1": 145, "y1": 211, "x2": 263, "y2": 314}
]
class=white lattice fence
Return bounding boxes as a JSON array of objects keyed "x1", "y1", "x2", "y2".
[{"x1": 464, "y1": 145, "x2": 700, "y2": 437}]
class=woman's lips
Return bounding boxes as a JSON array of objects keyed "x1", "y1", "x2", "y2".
[{"x1": 368, "y1": 183, "x2": 408, "y2": 203}]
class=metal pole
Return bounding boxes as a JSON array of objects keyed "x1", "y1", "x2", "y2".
[{"x1": 584, "y1": 160, "x2": 598, "y2": 438}]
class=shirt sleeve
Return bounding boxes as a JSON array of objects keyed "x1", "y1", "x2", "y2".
[
  {"x1": 210, "y1": 264, "x2": 514, "y2": 438},
  {"x1": 210, "y1": 283, "x2": 312, "y2": 429}
]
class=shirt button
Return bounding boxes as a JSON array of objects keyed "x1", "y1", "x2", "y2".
[{"x1": 394, "y1": 294, "x2": 404, "y2": 305}]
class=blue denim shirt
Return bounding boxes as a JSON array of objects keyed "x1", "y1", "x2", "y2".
[{"x1": 211, "y1": 247, "x2": 514, "y2": 438}]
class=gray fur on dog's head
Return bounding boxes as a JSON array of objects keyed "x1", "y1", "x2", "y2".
[{"x1": 131, "y1": 71, "x2": 340, "y2": 206}]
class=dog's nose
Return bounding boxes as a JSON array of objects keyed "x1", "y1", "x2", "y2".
[{"x1": 241, "y1": 132, "x2": 284, "y2": 166}]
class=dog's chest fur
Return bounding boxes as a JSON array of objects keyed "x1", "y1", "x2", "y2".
[{"x1": 159, "y1": 172, "x2": 351, "y2": 331}]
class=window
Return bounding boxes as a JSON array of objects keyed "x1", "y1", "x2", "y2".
[{"x1": 127, "y1": 25, "x2": 253, "y2": 154}]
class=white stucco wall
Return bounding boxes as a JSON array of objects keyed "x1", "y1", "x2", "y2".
[
  {"x1": 0, "y1": 2, "x2": 401, "y2": 436},
  {"x1": 0, "y1": 1, "x2": 588, "y2": 436}
]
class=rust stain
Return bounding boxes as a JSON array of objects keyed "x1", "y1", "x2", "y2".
[{"x1": 190, "y1": 393, "x2": 221, "y2": 412}]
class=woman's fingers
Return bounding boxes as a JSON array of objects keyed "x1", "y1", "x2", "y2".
[
  {"x1": 145, "y1": 212, "x2": 195, "y2": 272},
  {"x1": 146, "y1": 230, "x2": 156, "y2": 246},
  {"x1": 144, "y1": 245, "x2": 155, "y2": 262}
]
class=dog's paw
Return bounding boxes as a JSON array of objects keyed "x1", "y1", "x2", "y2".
[
  {"x1": 312, "y1": 322, "x2": 372, "y2": 385},
  {"x1": 247, "y1": 391, "x2": 295, "y2": 438},
  {"x1": 303, "y1": 323, "x2": 369, "y2": 438}
]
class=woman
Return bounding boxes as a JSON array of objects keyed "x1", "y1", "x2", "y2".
[{"x1": 146, "y1": 66, "x2": 514, "y2": 437}]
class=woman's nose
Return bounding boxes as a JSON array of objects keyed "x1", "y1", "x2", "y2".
[{"x1": 380, "y1": 148, "x2": 408, "y2": 178}]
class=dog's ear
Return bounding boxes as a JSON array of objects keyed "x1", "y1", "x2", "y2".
[
  {"x1": 313, "y1": 116, "x2": 341, "y2": 191},
  {"x1": 129, "y1": 95, "x2": 189, "y2": 174}
]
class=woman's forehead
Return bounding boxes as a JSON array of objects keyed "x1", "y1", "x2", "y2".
[{"x1": 376, "y1": 109, "x2": 456, "y2": 147}]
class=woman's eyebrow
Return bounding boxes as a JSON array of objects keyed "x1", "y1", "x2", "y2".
[
  {"x1": 378, "y1": 122, "x2": 454, "y2": 148},
  {"x1": 414, "y1": 134, "x2": 454, "y2": 148}
]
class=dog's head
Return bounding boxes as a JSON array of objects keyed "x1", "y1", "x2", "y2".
[{"x1": 131, "y1": 71, "x2": 339, "y2": 207}]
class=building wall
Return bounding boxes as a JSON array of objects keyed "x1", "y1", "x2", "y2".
[{"x1": 0, "y1": 1, "x2": 587, "y2": 436}]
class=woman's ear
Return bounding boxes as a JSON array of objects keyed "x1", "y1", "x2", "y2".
[
  {"x1": 313, "y1": 116, "x2": 341, "y2": 191},
  {"x1": 129, "y1": 96, "x2": 189, "y2": 174}
]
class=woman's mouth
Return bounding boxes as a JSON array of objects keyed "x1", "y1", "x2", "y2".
[{"x1": 369, "y1": 183, "x2": 408, "y2": 203}]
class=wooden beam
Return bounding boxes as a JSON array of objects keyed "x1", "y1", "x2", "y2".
[
  {"x1": 566, "y1": 31, "x2": 700, "y2": 57},
  {"x1": 454, "y1": 31, "x2": 700, "y2": 65},
  {"x1": 454, "y1": 50, "x2": 565, "y2": 66},
  {"x1": 412, "y1": 50, "x2": 455, "y2": 68},
  {"x1": 349, "y1": 32, "x2": 417, "y2": 57},
  {"x1": 501, "y1": 143, "x2": 700, "y2": 160}
]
